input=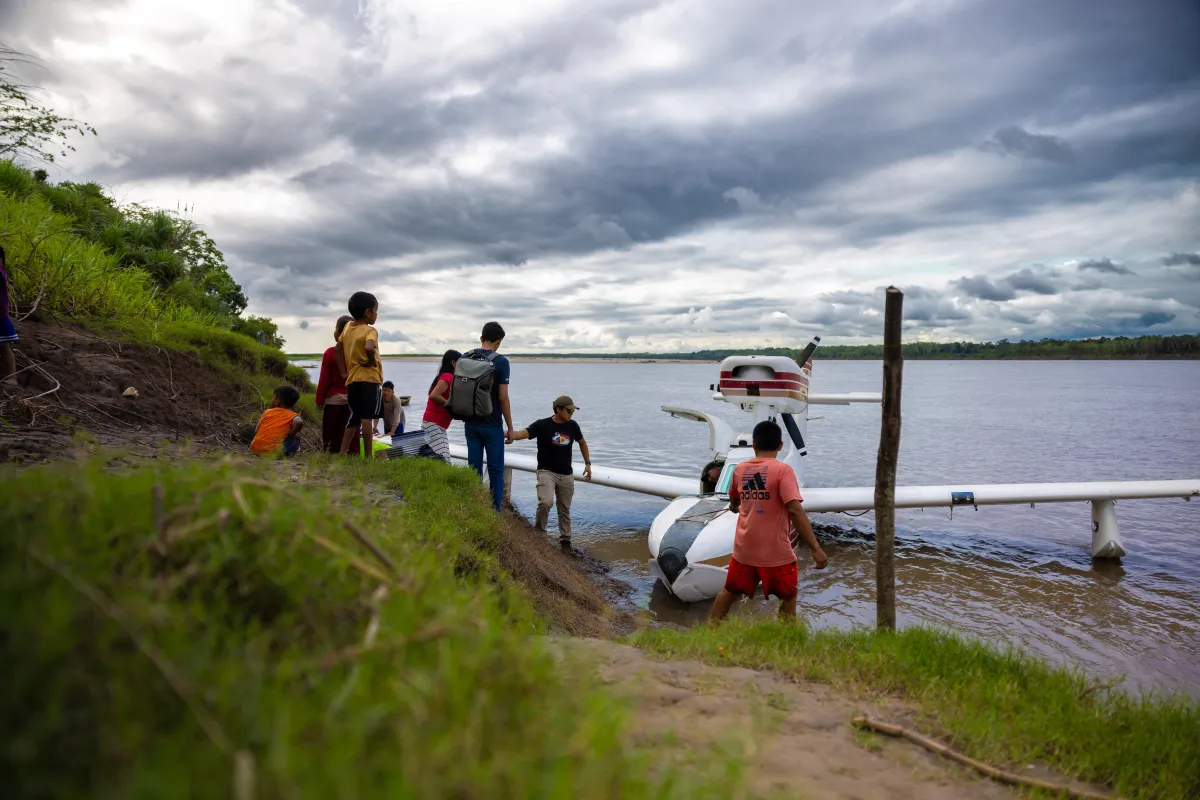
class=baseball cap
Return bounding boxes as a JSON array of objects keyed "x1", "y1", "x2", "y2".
[{"x1": 553, "y1": 395, "x2": 578, "y2": 411}]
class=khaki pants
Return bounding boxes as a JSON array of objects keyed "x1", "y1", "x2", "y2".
[{"x1": 535, "y1": 470, "x2": 575, "y2": 540}]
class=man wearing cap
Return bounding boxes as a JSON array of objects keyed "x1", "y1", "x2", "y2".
[{"x1": 507, "y1": 395, "x2": 592, "y2": 546}]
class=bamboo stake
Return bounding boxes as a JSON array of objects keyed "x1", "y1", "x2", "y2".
[
  {"x1": 874, "y1": 287, "x2": 903, "y2": 630},
  {"x1": 851, "y1": 716, "x2": 1120, "y2": 800}
]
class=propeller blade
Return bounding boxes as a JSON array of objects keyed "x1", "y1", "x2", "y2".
[{"x1": 797, "y1": 335, "x2": 821, "y2": 366}]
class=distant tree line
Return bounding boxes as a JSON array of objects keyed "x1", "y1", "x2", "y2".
[{"x1": 505, "y1": 334, "x2": 1200, "y2": 361}]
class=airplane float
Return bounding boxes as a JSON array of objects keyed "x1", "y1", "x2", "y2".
[{"x1": 442, "y1": 337, "x2": 1200, "y2": 603}]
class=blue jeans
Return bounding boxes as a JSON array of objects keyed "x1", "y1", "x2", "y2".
[
  {"x1": 283, "y1": 436, "x2": 301, "y2": 457},
  {"x1": 465, "y1": 422, "x2": 505, "y2": 511}
]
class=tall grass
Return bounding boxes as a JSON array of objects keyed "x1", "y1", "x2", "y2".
[
  {"x1": 0, "y1": 456, "x2": 745, "y2": 798},
  {"x1": 634, "y1": 620, "x2": 1200, "y2": 800},
  {"x1": 0, "y1": 191, "x2": 212, "y2": 325}
]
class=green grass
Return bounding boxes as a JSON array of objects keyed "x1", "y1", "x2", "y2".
[
  {"x1": 0, "y1": 454, "x2": 747, "y2": 799},
  {"x1": 0, "y1": 190, "x2": 213, "y2": 326},
  {"x1": 632, "y1": 620, "x2": 1200, "y2": 800}
]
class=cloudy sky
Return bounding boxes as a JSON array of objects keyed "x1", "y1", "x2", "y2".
[{"x1": 3, "y1": 0, "x2": 1198, "y2": 353}]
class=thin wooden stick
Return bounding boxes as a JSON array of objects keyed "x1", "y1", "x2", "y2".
[
  {"x1": 874, "y1": 287, "x2": 903, "y2": 630},
  {"x1": 851, "y1": 716, "x2": 1120, "y2": 800},
  {"x1": 343, "y1": 520, "x2": 397, "y2": 575}
]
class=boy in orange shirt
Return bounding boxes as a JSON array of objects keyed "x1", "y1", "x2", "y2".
[
  {"x1": 250, "y1": 386, "x2": 305, "y2": 456},
  {"x1": 710, "y1": 420, "x2": 828, "y2": 622}
]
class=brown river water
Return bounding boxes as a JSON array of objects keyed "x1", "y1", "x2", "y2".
[{"x1": 303, "y1": 358, "x2": 1200, "y2": 697}]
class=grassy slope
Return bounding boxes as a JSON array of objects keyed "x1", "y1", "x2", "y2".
[
  {"x1": 633, "y1": 620, "x2": 1200, "y2": 800},
  {"x1": 2, "y1": 186, "x2": 316, "y2": 423},
  {"x1": 1, "y1": 454, "x2": 748, "y2": 799}
]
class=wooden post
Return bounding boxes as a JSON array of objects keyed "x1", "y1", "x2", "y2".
[
  {"x1": 503, "y1": 466, "x2": 513, "y2": 506},
  {"x1": 875, "y1": 286, "x2": 904, "y2": 631}
]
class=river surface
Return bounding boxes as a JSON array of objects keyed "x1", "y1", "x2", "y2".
[{"x1": 301, "y1": 358, "x2": 1200, "y2": 697}]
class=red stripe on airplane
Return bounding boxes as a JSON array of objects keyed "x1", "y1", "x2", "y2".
[{"x1": 719, "y1": 371, "x2": 807, "y2": 381}]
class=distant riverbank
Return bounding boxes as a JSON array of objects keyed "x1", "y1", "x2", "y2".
[{"x1": 287, "y1": 332, "x2": 1199, "y2": 363}]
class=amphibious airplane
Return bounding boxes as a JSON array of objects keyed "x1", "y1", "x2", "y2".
[{"x1": 446, "y1": 337, "x2": 1200, "y2": 603}]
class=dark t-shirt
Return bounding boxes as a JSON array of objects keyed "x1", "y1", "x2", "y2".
[
  {"x1": 464, "y1": 349, "x2": 510, "y2": 427},
  {"x1": 526, "y1": 417, "x2": 584, "y2": 475}
]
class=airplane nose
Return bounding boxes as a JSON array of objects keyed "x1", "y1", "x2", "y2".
[{"x1": 657, "y1": 547, "x2": 688, "y2": 584}]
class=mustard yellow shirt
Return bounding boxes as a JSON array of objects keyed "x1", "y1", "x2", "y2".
[{"x1": 339, "y1": 322, "x2": 383, "y2": 385}]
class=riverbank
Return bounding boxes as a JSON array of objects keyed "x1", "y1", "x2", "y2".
[{"x1": 5, "y1": 320, "x2": 1197, "y2": 798}]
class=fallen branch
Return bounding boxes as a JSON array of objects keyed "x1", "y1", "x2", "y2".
[
  {"x1": 851, "y1": 716, "x2": 1120, "y2": 800},
  {"x1": 343, "y1": 520, "x2": 397, "y2": 575},
  {"x1": 24, "y1": 370, "x2": 60, "y2": 402},
  {"x1": 4, "y1": 358, "x2": 47, "y2": 382}
]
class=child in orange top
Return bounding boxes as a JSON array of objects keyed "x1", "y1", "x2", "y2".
[
  {"x1": 250, "y1": 386, "x2": 304, "y2": 456},
  {"x1": 709, "y1": 420, "x2": 828, "y2": 623}
]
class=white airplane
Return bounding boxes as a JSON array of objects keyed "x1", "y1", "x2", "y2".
[{"x1": 446, "y1": 336, "x2": 1200, "y2": 603}]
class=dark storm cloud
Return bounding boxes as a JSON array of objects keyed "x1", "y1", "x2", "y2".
[
  {"x1": 1005, "y1": 268, "x2": 1059, "y2": 295},
  {"x1": 378, "y1": 329, "x2": 411, "y2": 342},
  {"x1": 952, "y1": 268, "x2": 1063, "y2": 301},
  {"x1": 952, "y1": 275, "x2": 1016, "y2": 302},
  {"x1": 1079, "y1": 258, "x2": 1134, "y2": 275},
  {"x1": 980, "y1": 126, "x2": 1074, "y2": 164},
  {"x1": 1137, "y1": 311, "x2": 1176, "y2": 328},
  {"x1": 1163, "y1": 252, "x2": 1200, "y2": 266}
]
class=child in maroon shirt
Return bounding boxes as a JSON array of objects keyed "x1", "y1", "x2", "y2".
[{"x1": 315, "y1": 315, "x2": 359, "y2": 453}]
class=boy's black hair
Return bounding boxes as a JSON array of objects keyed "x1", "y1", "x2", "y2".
[
  {"x1": 274, "y1": 385, "x2": 301, "y2": 409},
  {"x1": 481, "y1": 321, "x2": 505, "y2": 342},
  {"x1": 348, "y1": 291, "x2": 378, "y2": 320},
  {"x1": 752, "y1": 420, "x2": 783, "y2": 451},
  {"x1": 382, "y1": 380, "x2": 394, "y2": 389}
]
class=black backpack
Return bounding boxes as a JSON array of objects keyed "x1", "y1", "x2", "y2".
[{"x1": 448, "y1": 350, "x2": 498, "y2": 420}]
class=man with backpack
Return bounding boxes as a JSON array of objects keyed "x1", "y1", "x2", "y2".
[{"x1": 450, "y1": 321, "x2": 513, "y2": 512}]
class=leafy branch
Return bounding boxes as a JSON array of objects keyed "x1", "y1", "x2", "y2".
[{"x1": 0, "y1": 44, "x2": 97, "y2": 164}]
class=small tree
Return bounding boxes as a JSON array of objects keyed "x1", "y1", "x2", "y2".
[{"x1": 0, "y1": 45, "x2": 96, "y2": 164}]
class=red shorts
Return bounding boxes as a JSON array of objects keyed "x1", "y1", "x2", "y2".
[{"x1": 724, "y1": 557, "x2": 798, "y2": 600}]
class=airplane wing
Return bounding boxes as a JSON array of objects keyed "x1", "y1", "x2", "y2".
[
  {"x1": 800, "y1": 480, "x2": 1200, "y2": 513},
  {"x1": 808, "y1": 392, "x2": 882, "y2": 405},
  {"x1": 447, "y1": 444, "x2": 697, "y2": 497},
  {"x1": 448, "y1": 444, "x2": 1199, "y2": 507}
]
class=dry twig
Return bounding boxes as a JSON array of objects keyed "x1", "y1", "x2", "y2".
[
  {"x1": 343, "y1": 520, "x2": 397, "y2": 575},
  {"x1": 851, "y1": 716, "x2": 1120, "y2": 800}
]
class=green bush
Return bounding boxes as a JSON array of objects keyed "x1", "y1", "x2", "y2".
[{"x1": 0, "y1": 191, "x2": 212, "y2": 325}]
